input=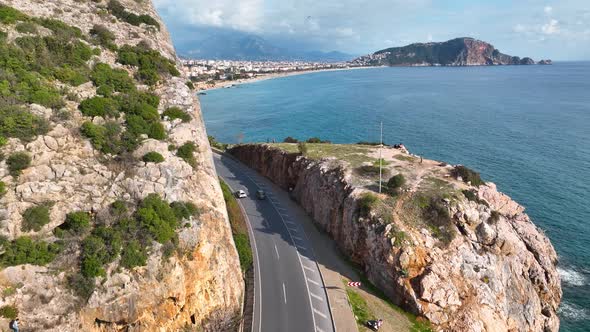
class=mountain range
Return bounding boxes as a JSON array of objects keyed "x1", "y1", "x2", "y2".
[{"x1": 173, "y1": 27, "x2": 354, "y2": 62}]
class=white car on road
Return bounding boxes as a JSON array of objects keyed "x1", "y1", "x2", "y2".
[{"x1": 235, "y1": 190, "x2": 247, "y2": 198}]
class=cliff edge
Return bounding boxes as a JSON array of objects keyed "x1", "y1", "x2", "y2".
[
  {"x1": 230, "y1": 143, "x2": 562, "y2": 331},
  {"x1": 0, "y1": 1, "x2": 242, "y2": 330}
]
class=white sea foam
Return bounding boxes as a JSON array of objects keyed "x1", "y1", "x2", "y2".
[
  {"x1": 559, "y1": 302, "x2": 589, "y2": 321},
  {"x1": 558, "y1": 267, "x2": 587, "y2": 286}
]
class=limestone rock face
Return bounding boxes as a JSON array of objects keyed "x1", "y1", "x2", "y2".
[
  {"x1": 230, "y1": 144, "x2": 562, "y2": 332},
  {"x1": 0, "y1": 1, "x2": 243, "y2": 331}
]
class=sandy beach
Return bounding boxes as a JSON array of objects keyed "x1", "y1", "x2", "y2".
[{"x1": 195, "y1": 66, "x2": 379, "y2": 92}]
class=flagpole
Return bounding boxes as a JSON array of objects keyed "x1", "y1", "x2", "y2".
[{"x1": 379, "y1": 121, "x2": 383, "y2": 193}]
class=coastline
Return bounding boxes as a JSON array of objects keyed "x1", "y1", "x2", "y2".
[{"x1": 195, "y1": 66, "x2": 380, "y2": 92}]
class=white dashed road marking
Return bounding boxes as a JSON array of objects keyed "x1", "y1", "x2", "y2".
[
  {"x1": 307, "y1": 278, "x2": 320, "y2": 286},
  {"x1": 310, "y1": 292, "x2": 324, "y2": 301},
  {"x1": 283, "y1": 283, "x2": 287, "y2": 304},
  {"x1": 313, "y1": 308, "x2": 327, "y2": 319}
]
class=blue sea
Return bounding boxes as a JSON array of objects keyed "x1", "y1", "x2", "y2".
[{"x1": 200, "y1": 63, "x2": 590, "y2": 331}]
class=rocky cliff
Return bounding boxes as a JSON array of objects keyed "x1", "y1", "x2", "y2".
[
  {"x1": 353, "y1": 37, "x2": 539, "y2": 66},
  {"x1": 0, "y1": 1, "x2": 243, "y2": 331},
  {"x1": 229, "y1": 143, "x2": 562, "y2": 331}
]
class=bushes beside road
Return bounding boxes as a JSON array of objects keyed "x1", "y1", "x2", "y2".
[{"x1": 219, "y1": 179, "x2": 252, "y2": 273}]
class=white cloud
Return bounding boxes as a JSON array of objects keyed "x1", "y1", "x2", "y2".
[
  {"x1": 544, "y1": 6, "x2": 553, "y2": 15},
  {"x1": 154, "y1": 0, "x2": 263, "y2": 32},
  {"x1": 542, "y1": 19, "x2": 560, "y2": 35}
]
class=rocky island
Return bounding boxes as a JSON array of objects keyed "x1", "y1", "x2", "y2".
[
  {"x1": 229, "y1": 143, "x2": 562, "y2": 331},
  {"x1": 0, "y1": 0, "x2": 242, "y2": 330},
  {"x1": 353, "y1": 37, "x2": 548, "y2": 67}
]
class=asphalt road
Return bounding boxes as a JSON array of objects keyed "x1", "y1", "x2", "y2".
[{"x1": 213, "y1": 154, "x2": 335, "y2": 332}]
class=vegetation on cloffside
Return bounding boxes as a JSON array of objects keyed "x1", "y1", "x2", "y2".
[
  {"x1": 0, "y1": 305, "x2": 18, "y2": 319},
  {"x1": 208, "y1": 135, "x2": 228, "y2": 151},
  {"x1": 344, "y1": 281, "x2": 375, "y2": 327},
  {"x1": 107, "y1": 0, "x2": 160, "y2": 30},
  {"x1": 177, "y1": 142, "x2": 197, "y2": 167},
  {"x1": 403, "y1": 177, "x2": 460, "y2": 246},
  {"x1": 162, "y1": 107, "x2": 191, "y2": 123},
  {"x1": 270, "y1": 142, "x2": 377, "y2": 168},
  {"x1": 117, "y1": 43, "x2": 179, "y2": 86},
  {"x1": 451, "y1": 165, "x2": 485, "y2": 187},
  {"x1": 343, "y1": 259, "x2": 433, "y2": 332},
  {"x1": 6, "y1": 152, "x2": 31, "y2": 177},
  {"x1": 71, "y1": 194, "x2": 198, "y2": 300},
  {"x1": 142, "y1": 151, "x2": 165, "y2": 163},
  {"x1": 219, "y1": 179, "x2": 253, "y2": 273},
  {"x1": 21, "y1": 202, "x2": 53, "y2": 232}
]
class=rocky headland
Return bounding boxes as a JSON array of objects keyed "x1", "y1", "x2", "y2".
[
  {"x1": 229, "y1": 143, "x2": 562, "y2": 331},
  {"x1": 0, "y1": 1, "x2": 242, "y2": 330},
  {"x1": 353, "y1": 37, "x2": 547, "y2": 67}
]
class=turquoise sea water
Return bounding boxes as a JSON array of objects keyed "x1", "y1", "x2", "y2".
[{"x1": 200, "y1": 63, "x2": 590, "y2": 331}]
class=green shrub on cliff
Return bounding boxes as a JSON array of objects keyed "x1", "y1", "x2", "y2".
[
  {"x1": 416, "y1": 195, "x2": 456, "y2": 246},
  {"x1": 78, "y1": 96, "x2": 120, "y2": 118},
  {"x1": 120, "y1": 240, "x2": 147, "y2": 269},
  {"x1": 136, "y1": 194, "x2": 179, "y2": 243},
  {"x1": 107, "y1": 1, "x2": 160, "y2": 30},
  {"x1": 90, "y1": 63, "x2": 136, "y2": 93},
  {"x1": 162, "y1": 107, "x2": 191, "y2": 123},
  {"x1": 358, "y1": 193, "x2": 378, "y2": 217},
  {"x1": 0, "y1": 106, "x2": 49, "y2": 141},
  {"x1": 89, "y1": 24, "x2": 116, "y2": 50},
  {"x1": 386, "y1": 174, "x2": 406, "y2": 196},
  {"x1": 6, "y1": 151, "x2": 31, "y2": 176},
  {"x1": 170, "y1": 201, "x2": 199, "y2": 220},
  {"x1": 21, "y1": 203, "x2": 52, "y2": 232},
  {"x1": 297, "y1": 142, "x2": 308, "y2": 155},
  {"x1": 117, "y1": 44, "x2": 179, "y2": 85},
  {"x1": 59, "y1": 211, "x2": 92, "y2": 235},
  {"x1": 15, "y1": 22, "x2": 38, "y2": 34},
  {"x1": 177, "y1": 142, "x2": 197, "y2": 167},
  {"x1": 0, "y1": 237, "x2": 61, "y2": 266},
  {"x1": 0, "y1": 305, "x2": 18, "y2": 319},
  {"x1": 142, "y1": 151, "x2": 164, "y2": 163},
  {"x1": 0, "y1": 5, "x2": 29, "y2": 24},
  {"x1": 452, "y1": 165, "x2": 484, "y2": 187},
  {"x1": 80, "y1": 227, "x2": 122, "y2": 278},
  {"x1": 283, "y1": 136, "x2": 298, "y2": 143},
  {"x1": 208, "y1": 135, "x2": 227, "y2": 151},
  {"x1": 80, "y1": 121, "x2": 126, "y2": 155}
]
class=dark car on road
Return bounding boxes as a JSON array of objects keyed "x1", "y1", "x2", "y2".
[{"x1": 256, "y1": 190, "x2": 266, "y2": 200}]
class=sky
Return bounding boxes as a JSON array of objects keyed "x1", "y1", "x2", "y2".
[{"x1": 154, "y1": 0, "x2": 590, "y2": 60}]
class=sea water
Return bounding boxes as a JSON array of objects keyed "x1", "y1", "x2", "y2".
[{"x1": 200, "y1": 63, "x2": 590, "y2": 331}]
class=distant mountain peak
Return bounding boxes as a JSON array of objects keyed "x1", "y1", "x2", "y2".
[{"x1": 173, "y1": 27, "x2": 354, "y2": 62}]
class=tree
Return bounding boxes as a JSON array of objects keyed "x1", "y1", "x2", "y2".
[
  {"x1": 297, "y1": 142, "x2": 308, "y2": 155},
  {"x1": 283, "y1": 136, "x2": 298, "y2": 143},
  {"x1": 386, "y1": 174, "x2": 406, "y2": 196}
]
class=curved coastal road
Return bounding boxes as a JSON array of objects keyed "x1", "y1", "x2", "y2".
[{"x1": 213, "y1": 153, "x2": 335, "y2": 332}]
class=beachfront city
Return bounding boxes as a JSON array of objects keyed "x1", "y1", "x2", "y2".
[{"x1": 181, "y1": 59, "x2": 361, "y2": 90}]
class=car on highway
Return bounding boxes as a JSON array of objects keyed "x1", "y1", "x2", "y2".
[
  {"x1": 256, "y1": 189, "x2": 266, "y2": 200},
  {"x1": 235, "y1": 190, "x2": 247, "y2": 198}
]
